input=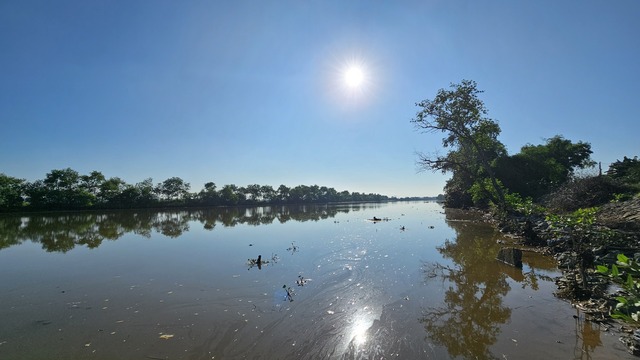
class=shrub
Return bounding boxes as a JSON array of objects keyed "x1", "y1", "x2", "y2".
[{"x1": 543, "y1": 175, "x2": 629, "y2": 212}]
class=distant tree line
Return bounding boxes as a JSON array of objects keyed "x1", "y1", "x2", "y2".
[
  {"x1": 0, "y1": 169, "x2": 392, "y2": 212},
  {"x1": 412, "y1": 80, "x2": 640, "y2": 210}
]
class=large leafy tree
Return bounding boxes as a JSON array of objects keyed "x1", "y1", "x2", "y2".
[
  {"x1": 607, "y1": 156, "x2": 640, "y2": 185},
  {"x1": 36, "y1": 168, "x2": 94, "y2": 209},
  {"x1": 80, "y1": 171, "x2": 106, "y2": 199},
  {"x1": 219, "y1": 184, "x2": 242, "y2": 205},
  {"x1": 98, "y1": 177, "x2": 127, "y2": 205},
  {"x1": 244, "y1": 184, "x2": 263, "y2": 203},
  {"x1": 0, "y1": 173, "x2": 25, "y2": 211},
  {"x1": 494, "y1": 136, "x2": 595, "y2": 199},
  {"x1": 156, "y1": 177, "x2": 191, "y2": 201},
  {"x1": 260, "y1": 185, "x2": 277, "y2": 203},
  {"x1": 198, "y1": 182, "x2": 219, "y2": 205},
  {"x1": 277, "y1": 185, "x2": 290, "y2": 203},
  {"x1": 412, "y1": 80, "x2": 507, "y2": 208}
]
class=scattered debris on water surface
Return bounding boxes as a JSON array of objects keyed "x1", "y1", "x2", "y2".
[
  {"x1": 296, "y1": 275, "x2": 310, "y2": 286},
  {"x1": 283, "y1": 285, "x2": 294, "y2": 302},
  {"x1": 286, "y1": 242, "x2": 299, "y2": 254},
  {"x1": 247, "y1": 253, "x2": 279, "y2": 270}
]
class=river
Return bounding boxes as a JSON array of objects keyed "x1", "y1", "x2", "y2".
[{"x1": 0, "y1": 201, "x2": 633, "y2": 359}]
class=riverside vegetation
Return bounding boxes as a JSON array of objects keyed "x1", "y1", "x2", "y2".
[
  {"x1": 0, "y1": 170, "x2": 435, "y2": 213},
  {"x1": 412, "y1": 80, "x2": 640, "y2": 354}
]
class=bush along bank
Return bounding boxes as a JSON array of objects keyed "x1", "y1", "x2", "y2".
[{"x1": 492, "y1": 197, "x2": 640, "y2": 355}]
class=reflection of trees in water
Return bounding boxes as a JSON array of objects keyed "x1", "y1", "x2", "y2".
[
  {"x1": 420, "y1": 219, "x2": 512, "y2": 360},
  {"x1": 573, "y1": 312, "x2": 602, "y2": 360},
  {"x1": 0, "y1": 203, "x2": 369, "y2": 252},
  {"x1": 152, "y1": 212, "x2": 190, "y2": 238},
  {"x1": 0, "y1": 216, "x2": 23, "y2": 250},
  {"x1": 1, "y1": 212, "x2": 154, "y2": 252},
  {"x1": 421, "y1": 217, "x2": 602, "y2": 360}
]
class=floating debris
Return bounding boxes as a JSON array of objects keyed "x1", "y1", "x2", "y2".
[
  {"x1": 247, "y1": 253, "x2": 279, "y2": 270},
  {"x1": 159, "y1": 334, "x2": 174, "y2": 340},
  {"x1": 296, "y1": 275, "x2": 309, "y2": 287},
  {"x1": 283, "y1": 285, "x2": 294, "y2": 302},
  {"x1": 247, "y1": 255, "x2": 268, "y2": 270},
  {"x1": 286, "y1": 242, "x2": 299, "y2": 254},
  {"x1": 369, "y1": 217, "x2": 391, "y2": 222}
]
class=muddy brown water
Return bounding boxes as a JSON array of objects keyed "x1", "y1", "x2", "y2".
[{"x1": 0, "y1": 202, "x2": 634, "y2": 359}]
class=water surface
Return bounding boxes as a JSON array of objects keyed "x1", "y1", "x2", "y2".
[{"x1": 0, "y1": 202, "x2": 633, "y2": 359}]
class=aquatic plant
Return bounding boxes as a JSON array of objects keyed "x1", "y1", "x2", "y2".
[{"x1": 597, "y1": 254, "x2": 640, "y2": 322}]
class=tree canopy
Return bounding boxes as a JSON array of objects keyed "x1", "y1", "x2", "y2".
[
  {"x1": 607, "y1": 156, "x2": 640, "y2": 185},
  {"x1": 0, "y1": 168, "x2": 391, "y2": 212},
  {"x1": 412, "y1": 80, "x2": 612, "y2": 209},
  {"x1": 494, "y1": 136, "x2": 595, "y2": 200},
  {"x1": 412, "y1": 80, "x2": 507, "y2": 209}
]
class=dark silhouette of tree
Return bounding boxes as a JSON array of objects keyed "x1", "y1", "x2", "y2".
[
  {"x1": 99, "y1": 177, "x2": 127, "y2": 206},
  {"x1": 80, "y1": 170, "x2": 106, "y2": 202},
  {"x1": 1, "y1": 168, "x2": 390, "y2": 212},
  {"x1": 156, "y1": 177, "x2": 191, "y2": 202},
  {"x1": 412, "y1": 80, "x2": 507, "y2": 209},
  {"x1": 0, "y1": 173, "x2": 25, "y2": 211},
  {"x1": 607, "y1": 156, "x2": 640, "y2": 185},
  {"x1": 494, "y1": 136, "x2": 595, "y2": 200},
  {"x1": 198, "y1": 182, "x2": 219, "y2": 205}
]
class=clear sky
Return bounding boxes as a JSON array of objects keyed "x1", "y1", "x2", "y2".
[{"x1": 1, "y1": 1, "x2": 638, "y2": 198}]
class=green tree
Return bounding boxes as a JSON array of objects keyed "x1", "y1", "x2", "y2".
[
  {"x1": 99, "y1": 177, "x2": 127, "y2": 205},
  {"x1": 39, "y1": 168, "x2": 94, "y2": 209},
  {"x1": 260, "y1": 185, "x2": 277, "y2": 203},
  {"x1": 198, "y1": 182, "x2": 219, "y2": 205},
  {"x1": 607, "y1": 156, "x2": 640, "y2": 186},
  {"x1": 80, "y1": 171, "x2": 106, "y2": 199},
  {"x1": 244, "y1": 184, "x2": 263, "y2": 203},
  {"x1": 412, "y1": 80, "x2": 507, "y2": 209},
  {"x1": 156, "y1": 177, "x2": 191, "y2": 202},
  {"x1": 115, "y1": 178, "x2": 157, "y2": 208},
  {"x1": 219, "y1": 184, "x2": 242, "y2": 205},
  {"x1": 136, "y1": 178, "x2": 157, "y2": 205},
  {"x1": 494, "y1": 136, "x2": 595, "y2": 200},
  {"x1": 338, "y1": 190, "x2": 351, "y2": 202},
  {"x1": 277, "y1": 185, "x2": 290, "y2": 203},
  {"x1": 319, "y1": 186, "x2": 338, "y2": 202},
  {"x1": 308, "y1": 185, "x2": 321, "y2": 202},
  {"x1": 289, "y1": 185, "x2": 308, "y2": 203},
  {"x1": 0, "y1": 173, "x2": 25, "y2": 211},
  {"x1": 24, "y1": 180, "x2": 47, "y2": 208}
]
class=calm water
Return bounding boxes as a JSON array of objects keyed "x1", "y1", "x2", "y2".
[{"x1": 0, "y1": 201, "x2": 633, "y2": 359}]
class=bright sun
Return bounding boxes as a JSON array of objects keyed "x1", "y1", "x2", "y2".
[
  {"x1": 344, "y1": 66, "x2": 364, "y2": 88},
  {"x1": 326, "y1": 55, "x2": 376, "y2": 106}
]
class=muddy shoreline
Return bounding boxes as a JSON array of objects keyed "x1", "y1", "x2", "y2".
[{"x1": 483, "y1": 198, "x2": 640, "y2": 355}]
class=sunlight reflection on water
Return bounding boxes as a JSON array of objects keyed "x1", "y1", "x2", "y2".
[{"x1": 349, "y1": 308, "x2": 375, "y2": 347}]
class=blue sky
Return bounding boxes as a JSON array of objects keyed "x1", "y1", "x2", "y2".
[{"x1": 1, "y1": 1, "x2": 638, "y2": 197}]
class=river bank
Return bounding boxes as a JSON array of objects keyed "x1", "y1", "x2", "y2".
[{"x1": 490, "y1": 198, "x2": 640, "y2": 355}]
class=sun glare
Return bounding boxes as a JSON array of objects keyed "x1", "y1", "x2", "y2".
[
  {"x1": 344, "y1": 66, "x2": 364, "y2": 88},
  {"x1": 323, "y1": 53, "x2": 378, "y2": 108}
]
